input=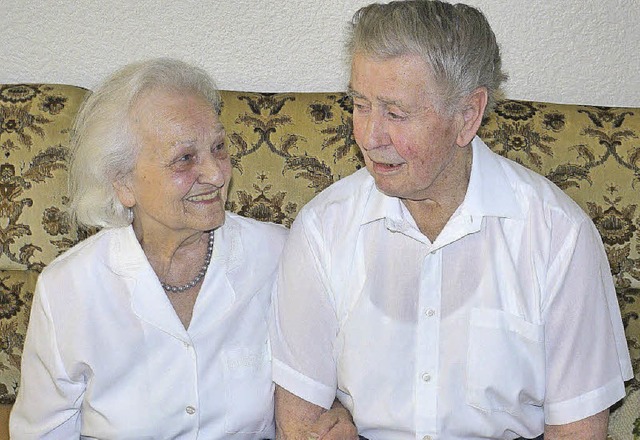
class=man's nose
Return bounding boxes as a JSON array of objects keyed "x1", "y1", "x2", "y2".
[{"x1": 358, "y1": 113, "x2": 388, "y2": 151}]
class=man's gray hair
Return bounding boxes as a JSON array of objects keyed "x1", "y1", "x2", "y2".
[
  {"x1": 347, "y1": 0, "x2": 507, "y2": 115},
  {"x1": 68, "y1": 58, "x2": 221, "y2": 228}
]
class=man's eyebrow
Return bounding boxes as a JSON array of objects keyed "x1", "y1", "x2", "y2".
[
  {"x1": 378, "y1": 97, "x2": 406, "y2": 108},
  {"x1": 346, "y1": 86, "x2": 364, "y2": 99},
  {"x1": 347, "y1": 86, "x2": 409, "y2": 110}
]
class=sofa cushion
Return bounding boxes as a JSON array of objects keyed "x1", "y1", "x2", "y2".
[
  {"x1": 0, "y1": 269, "x2": 39, "y2": 404},
  {"x1": 0, "y1": 84, "x2": 91, "y2": 272}
]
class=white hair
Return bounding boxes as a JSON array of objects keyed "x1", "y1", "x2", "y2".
[
  {"x1": 68, "y1": 58, "x2": 221, "y2": 228},
  {"x1": 347, "y1": 0, "x2": 507, "y2": 115}
]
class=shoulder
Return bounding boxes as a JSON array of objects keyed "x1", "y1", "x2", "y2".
[
  {"x1": 494, "y1": 151, "x2": 590, "y2": 226},
  {"x1": 297, "y1": 168, "x2": 374, "y2": 225},
  {"x1": 36, "y1": 228, "x2": 133, "y2": 306},
  {"x1": 283, "y1": 169, "x2": 374, "y2": 261},
  {"x1": 224, "y1": 211, "x2": 288, "y2": 246},
  {"x1": 42, "y1": 227, "x2": 123, "y2": 278},
  {"x1": 220, "y1": 212, "x2": 289, "y2": 268},
  {"x1": 218, "y1": 213, "x2": 287, "y2": 299}
]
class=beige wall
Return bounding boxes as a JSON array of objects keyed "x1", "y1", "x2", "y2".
[{"x1": 1, "y1": 0, "x2": 639, "y2": 106}]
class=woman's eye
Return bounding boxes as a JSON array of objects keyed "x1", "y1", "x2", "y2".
[
  {"x1": 213, "y1": 142, "x2": 228, "y2": 156},
  {"x1": 172, "y1": 153, "x2": 195, "y2": 165}
]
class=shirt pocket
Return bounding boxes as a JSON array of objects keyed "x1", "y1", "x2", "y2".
[
  {"x1": 466, "y1": 308, "x2": 545, "y2": 413},
  {"x1": 223, "y1": 341, "x2": 274, "y2": 433}
]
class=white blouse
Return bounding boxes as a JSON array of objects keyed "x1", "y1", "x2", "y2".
[{"x1": 11, "y1": 213, "x2": 287, "y2": 439}]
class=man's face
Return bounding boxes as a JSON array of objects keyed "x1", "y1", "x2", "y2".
[
  {"x1": 115, "y1": 88, "x2": 232, "y2": 240},
  {"x1": 350, "y1": 53, "x2": 466, "y2": 203}
]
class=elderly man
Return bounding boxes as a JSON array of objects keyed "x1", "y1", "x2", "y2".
[{"x1": 271, "y1": 1, "x2": 633, "y2": 439}]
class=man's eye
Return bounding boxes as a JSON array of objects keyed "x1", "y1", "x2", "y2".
[
  {"x1": 354, "y1": 103, "x2": 369, "y2": 112},
  {"x1": 179, "y1": 154, "x2": 194, "y2": 162},
  {"x1": 388, "y1": 112, "x2": 406, "y2": 120}
]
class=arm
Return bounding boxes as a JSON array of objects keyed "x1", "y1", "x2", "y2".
[
  {"x1": 275, "y1": 385, "x2": 325, "y2": 439},
  {"x1": 10, "y1": 280, "x2": 84, "y2": 438},
  {"x1": 275, "y1": 385, "x2": 357, "y2": 440},
  {"x1": 541, "y1": 219, "x2": 631, "y2": 426},
  {"x1": 544, "y1": 409, "x2": 609, "y2": 439},
  {"x1": 271, "y1": 213, "x2": 347, "y2": 435},
  {"x1": 309, "y1": 398, "x2": 357, "y2": 439}
]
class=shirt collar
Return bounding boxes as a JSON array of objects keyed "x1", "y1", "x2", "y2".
[
  {"x1": 361, "y1": 174, "x2": 408, "y2": 231},
  {"x1": 360, "y1": 172, "x2": 429, "y2": 244},
  {"x1": 360, "y1": 136, "x2": 523, "y2": 230},
  {"x1": 461, "y1": 136, "x2": 523, "y2": 219}
]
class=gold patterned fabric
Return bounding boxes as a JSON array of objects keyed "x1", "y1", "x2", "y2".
[
  {"x1": 0, "y1": 85, "x2": 637, "y2": 438},
  {"x1": 0, "y1": 85, "x2": 91, "y2": 408}
]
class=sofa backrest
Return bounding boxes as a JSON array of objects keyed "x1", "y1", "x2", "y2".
[{"x1": 0, "y1": 84, "x2": 638, "y2": 436}]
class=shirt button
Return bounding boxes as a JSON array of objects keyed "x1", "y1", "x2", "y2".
[
  {"x1": 423, "y1": 436, "x2": 432, "y2": 440},
  {"x1": 421, "y1": 373, "x2": 431, "y2": 382},
  {"x1": 185, "y1": 405, "x2": 196, "y2": 415},
  {"x1": 425, "y1": 308, "x2": 435, "y2": 317}
]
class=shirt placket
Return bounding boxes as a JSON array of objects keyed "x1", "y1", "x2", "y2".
[
  {"x1": 182, "y1": 335, "x2": 201, "y2": 438},
  {"x1": 415, "y1": 247, "x2": 442, "y2": 440}
]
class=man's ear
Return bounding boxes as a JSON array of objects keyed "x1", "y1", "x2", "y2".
[
  {"x1": 456, "y1": 87, "x2": 488, "y2": 147},
  {"x1": 113, "y1": 178, "x2": 136, "y2": 208}
]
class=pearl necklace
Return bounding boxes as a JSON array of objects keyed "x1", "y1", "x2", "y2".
[{"x1": 161, "y1": 230, "x2": 215, "y2": 293}]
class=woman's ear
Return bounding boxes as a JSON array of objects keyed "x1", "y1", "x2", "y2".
[
  {"x1": 113, "y1": 178, "x2": 136, "y2": 208},
  {"x1": 456, "y1": 87, "x2": 488, "y2": 147}
]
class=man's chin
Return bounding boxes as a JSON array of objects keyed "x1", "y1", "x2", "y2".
[{"x1": 372, "y1": 180, "x2": 404, "y2": 199}]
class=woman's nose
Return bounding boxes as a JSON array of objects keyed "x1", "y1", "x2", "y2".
[{"x1": 198, "y1": 154, "x2": 227, "y2": 187}]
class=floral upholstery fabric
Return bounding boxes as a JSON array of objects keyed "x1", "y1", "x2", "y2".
[
  {"x1": 0, "y1": 85, "x2": 637, "y2": 438},
  {"x1": 0, "y1": 84, "x2": 91, "y2": 408}
]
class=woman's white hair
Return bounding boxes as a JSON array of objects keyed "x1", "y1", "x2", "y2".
[
  {"x1": 347, "y1": 0, "x2": 507, "y2": 116},
  {"x1": 68, "y1": 58, "x2": 221, "y2": 228}
]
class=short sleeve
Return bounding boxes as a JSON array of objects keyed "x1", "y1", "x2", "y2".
[
  {"x1": 270, "y1": 210, "x2": 339, "y2": 409},
  {"x1": 542, "y1": 218, "x2": 633, "y2": 425}
]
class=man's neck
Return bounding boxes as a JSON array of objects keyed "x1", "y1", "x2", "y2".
[{"x1": 403, "y1": 146, "x2": 473, "y2": 242}]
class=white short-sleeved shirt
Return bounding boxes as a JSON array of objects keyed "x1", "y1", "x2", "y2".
[
  {"x1": 272, "y1": 137, "x2": 633, "y2": 440},
  {"x1": 11, "y1": 212, "x2": 287, "y2": 440}
]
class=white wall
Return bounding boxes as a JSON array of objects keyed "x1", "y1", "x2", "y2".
[{"x1": 2, "y1": 0, "x2": 638, "y2": 106}]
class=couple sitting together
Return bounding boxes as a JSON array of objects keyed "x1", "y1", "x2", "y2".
[{"x1": 9, "y1": 1, "x2": 632, "y2": 439}]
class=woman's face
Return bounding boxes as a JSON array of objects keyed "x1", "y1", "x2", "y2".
[{"x1": 115, "y1": 88, "x2": 231, "y2": 241}]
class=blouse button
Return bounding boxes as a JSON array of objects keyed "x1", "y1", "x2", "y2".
[{"x1": 185, "y1": 405, "x2": 196, "y2": 415}]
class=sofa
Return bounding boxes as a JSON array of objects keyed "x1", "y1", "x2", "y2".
[{"x1": 0, "y1": 83, "x2": 637, "y2": 439}]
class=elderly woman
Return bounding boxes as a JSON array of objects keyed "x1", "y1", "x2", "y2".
[{"x1": 9, "y1": 59, "x2": 353, "y2": 439}]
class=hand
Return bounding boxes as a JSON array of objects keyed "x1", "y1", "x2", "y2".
[{"x1": 307, "y1": 401, "x2": 358, "y2": 440}]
